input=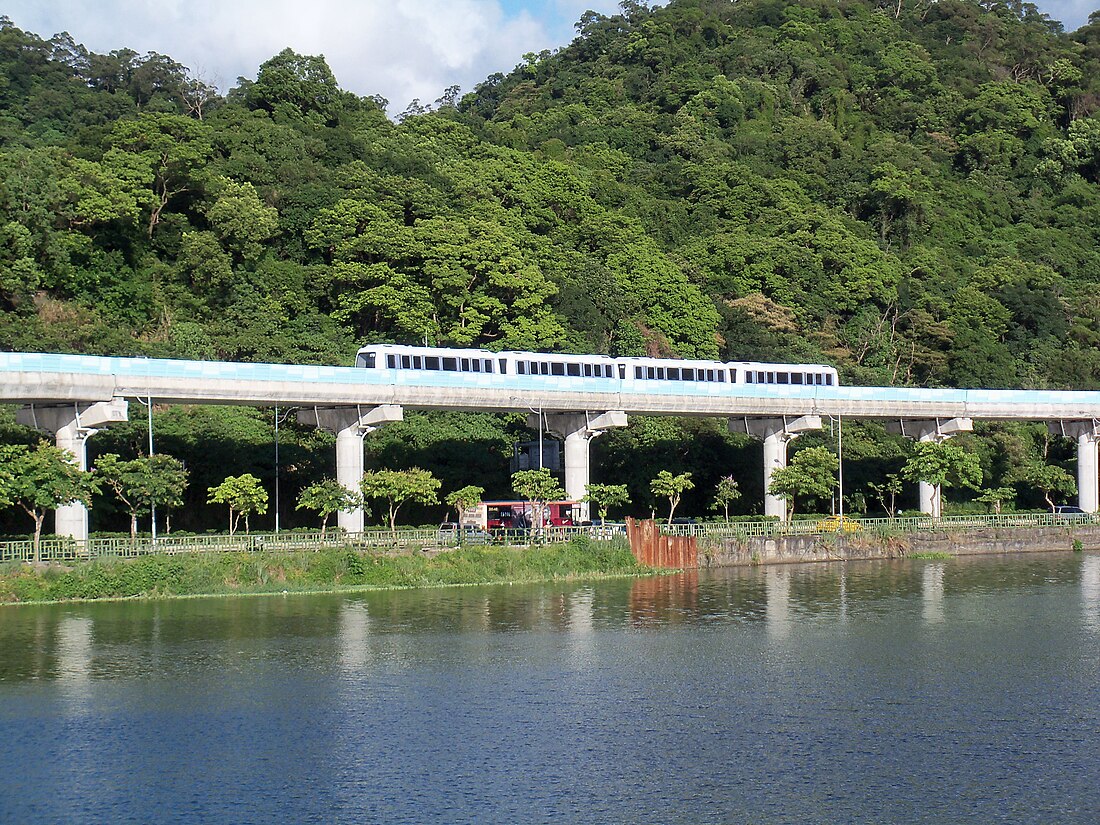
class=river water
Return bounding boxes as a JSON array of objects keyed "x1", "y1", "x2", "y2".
[{"x1": 1, "y1": 553, "x2": 1099, "y2": 824}]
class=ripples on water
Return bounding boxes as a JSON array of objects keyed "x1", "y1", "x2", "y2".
[{"x1": 1, "y1": 554, "x2": 1099, "y2": 823}]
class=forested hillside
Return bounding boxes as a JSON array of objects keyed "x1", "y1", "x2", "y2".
[{"x1": 2, "y1": 0, "x2": 1100, "y2": 528}]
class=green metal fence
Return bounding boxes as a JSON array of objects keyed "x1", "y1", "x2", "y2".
[
  {"x1": 0, "y1": 514, "x2": 1092, "y2": 564},
  {"x1": 663, "y1": 512, "x2": 1100, "y2": 540}
]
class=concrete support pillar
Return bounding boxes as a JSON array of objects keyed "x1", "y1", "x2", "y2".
[
  {"x1": 16, "y1": 399, "x2": 129, "y2": 542},
  {"x1": 298, "y1": 405, "x2": 403, "y2": 533},
  {"x1": 1049, "y1": 421, "x2": 1100, "y2": 513},
  {"x1": 729, "y1": 415, "x2": 823, "y2": 521},
  {"x1": 887, "y1": 418, "x2": 973, "y2": 518},
  {"x1": 541, "y1": 411, "x2": 628, "y2": 521}
]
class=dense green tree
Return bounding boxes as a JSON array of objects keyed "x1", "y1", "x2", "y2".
[
  {"x1": 650, "y1": 470, "x2": 694, "y2": 526},
  {"x1": 0, "y1": 442, "x2": 96, "y2": 560},
  {"x1": 208, "y1": 473, "x2": 268, "y2": 535},
  {"x1": 582, "y1": 483, "x2": 631, "y2": 521},
  {"x1": 361, "y1": 467, "x2": 441, "y2": 537},
  {"x1": 768, "y1": 446, "x2": 839, "y2": 520},
  {"x1": 901, "y1": 441, "x2": 983, "y2": 518},
  {"x1": 512, "y1": 468, "x2": 567, "y2": 529},
  {"x1": 296, "y1": 478, "x2": 362, "y2": 537}
]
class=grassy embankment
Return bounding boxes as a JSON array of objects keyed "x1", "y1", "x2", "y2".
[{"x1": 0, "y1": 537, "x2": 645, "y2": 604}]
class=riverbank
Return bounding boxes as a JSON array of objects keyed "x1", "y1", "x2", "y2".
[
  {"x1": 700, "y1": 523, "x2": 1100, "y2": 567},
  {"x1": 0, "y1": 537, "x2": 643, "y2": 604}
]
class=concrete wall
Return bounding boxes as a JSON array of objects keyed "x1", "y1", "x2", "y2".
[{"x1": 700, "y1": 525, "x2": 1100, "y2": 568}]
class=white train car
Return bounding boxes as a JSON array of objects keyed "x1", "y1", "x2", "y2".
[
  {"x1": 354, "y1": 344, "x2": 841, "y2": 389},
  {"x1": 618, "y1": 356, "x2": 732, "y2": 385},
  {"x1": 356, "y1": 344, "x2": 501, "y2": 374},
  {"x1": 732, "y1": 361, "x2": 838, "y2": 387}
]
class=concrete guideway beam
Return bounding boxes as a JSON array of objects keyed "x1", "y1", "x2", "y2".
[
  {"x1": 887, "y1": 418, "x2": 973, "y2": 517},
  {"x1": 15, "y1": 399, "x2": 129, "y2": 542},
  {"x1": 729, "y1": 415, "x2": 823, "y2": 521},
  {"x1": 298, "y1": 405, "x2": 403, "y2": 533},
  {"x1": 1049, "y1": 420, "x2": 1100, "y2": 513},
  {"x1": 540, "y1": 411, "x2": 628, "y2": 522}
]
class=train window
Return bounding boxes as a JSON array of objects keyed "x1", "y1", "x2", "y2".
[
  {"x1": 647, "y1": 367, "x2": 655, "y2": 379},
  {"x1": 413, "y1": 356, "x2": 422, "y2": 369},
  {"x1": 567, "y1": 363, "x2": 580, "y2": 377},
  {"x1": 791, "y1": 373, "x2": 803, "y2": 385},
  {"x1": 815, "y1": 374, "x2": 823, "y2": 385},
  {"x1": 387, "y1": 355, "x2": 396, "y2": 368},
  {"x1": 552, "y1": 362, "x2": 565, "y2": 376},
  {"x1": 826, "y1": 374, "x2": 834, "y2": 386},
  {"x1": 718, "y1": 371, "x2": 727, "y2": 382},
  {"x1": 668, "y1": 367, "x2": 679, "y2": 380},
  {"x1": 425, "y1": 357, "x2": 440, "y2": 370},
  {"x1": 471, "y1": 359, "x2": 481, "y2": 372},
  {"x1": 656, "y1": 367, "x2": 665, "y2": 379},
  {"x1": 442, "y1": 357, "x2": 457, "y2": 371},
  {"x1": 583, "y1": 364, "x2": 592, "y2": 377},
  {"x1": 484, "y1": 360, "x2": 494, "y2": 373},
  {"x1": 681, "y1": 369, "x2": 694, "y2": 381},
  {"x1": 777, "y1": 372, "x2": 789, "y2": 384},
  {"x1": 517, "y1": 362, "x2": 526, "y2": 375},
  {"x1": 620, "y1": 365, "x2": 627, "y2": 379},
  {"x1": 745, "y1": 371, "x2": 754, "y2": 384},
  {"x1": 705, "y1": 370, "x2": 714, "y2": 382},
  {"x1": 540, "y1": 362, "x2": 549, "y2": 375},
  {"x1": 499, "y1": 359, "x2": 507, "y2": 373},
  {"x1": 607, "y1": 365, "x2": 615, "y2": 378},
  {"x1": 401, "y1": 355, "x2": 411, "y2": 369},
  {"x1": 766, "y1": 372, "x2": 775, "y2": 383},
  {"x1": 635, "y1": 366, "x2": 643, "y2": 379},
  {"x1": 362, "y1": 352, "x2": 377, "y2": 368},
  {"x1": 461, "y1": 358, "x2": 470, "y2": 371}
]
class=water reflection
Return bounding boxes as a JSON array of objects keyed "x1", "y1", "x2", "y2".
[
  {"x1": 765, "y1": 567, "x2": 792, "y2": 639},
  {"x1": 337, "y1": 602, "x2": 372, "y2": 673},
  {"x1": 922, "y1": 563, "x2": 946, "y2": 625},
  {"x1": 1083, "y1": 554, "x2": 1100, "y2": 633}
]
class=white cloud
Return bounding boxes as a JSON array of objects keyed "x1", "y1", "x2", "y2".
[{"x1": 2, "y1": 0, "x2": 568, "y2": 113}]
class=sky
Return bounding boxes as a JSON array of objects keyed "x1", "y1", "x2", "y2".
[{"x1": 4, "y1": 0, "x2": 1096, "y2": 115}]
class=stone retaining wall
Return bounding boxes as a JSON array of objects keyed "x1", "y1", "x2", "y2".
[{"x1": 700, "y1": 524, "x2": 1100, "y2": 568}]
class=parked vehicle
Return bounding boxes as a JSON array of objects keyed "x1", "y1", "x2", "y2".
[
  {"x1": 1053, "y1": 505, "x2": 1087, "y2": 519},
  {"x1": 436, "y1": 523, "x2": 491, "y2": 544}
]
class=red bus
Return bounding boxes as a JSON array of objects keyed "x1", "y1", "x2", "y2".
[{"x1": 464, "y1": 501, "x2": 579, "y2": 530}]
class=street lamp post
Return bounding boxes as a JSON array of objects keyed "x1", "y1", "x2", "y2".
[{"x1": 148, "y1": 395, "x2": 156, "y2": 545}]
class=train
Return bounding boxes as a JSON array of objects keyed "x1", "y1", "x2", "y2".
[{"x1": 355, "y1": 344, "x2": 839, "y2": 388}]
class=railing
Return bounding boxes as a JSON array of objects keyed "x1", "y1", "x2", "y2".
[
  {"x1": 663, "y1": 512, "x2": 1100, "y2": 540},
  {"x1": 1, "y1": 514, "x2": 1090, "y2": 563},
  {"x1": 0, "y1": 525, "x2": 630, "y2": 564}
]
